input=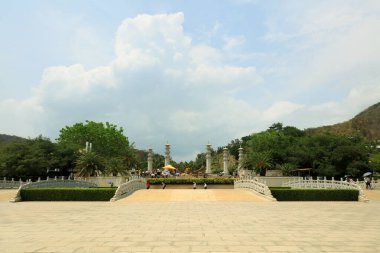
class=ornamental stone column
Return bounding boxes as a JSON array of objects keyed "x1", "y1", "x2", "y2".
[
  {"x1": 238, "y1": 147, "x2": 244, "y2": 170},
  {"x1": 164, "y1": 143, "x2": 170, "y2": 166},
  {"x1": 147, "y1": 147, "x2": 153, "y2": 173},
  {"x1": 238, "y1": 147, "x2": 244, "y2": 176},
  {"x1": 206, "y1": 144, "x2": 212, "y2": 174},
  {"x1": 223, "y1": 147, "x2": 229, "y2": 175}
]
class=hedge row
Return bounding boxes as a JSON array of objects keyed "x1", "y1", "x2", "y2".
[
  {"x1": 270, "y1": 188, "x2": 359, "y2": 201},
  {"x1": 147, "y1": 177, "x2": 234, "y2": 185},
  {"x1": 20, "y1": 188, "x2": 117, "y2": 201}
]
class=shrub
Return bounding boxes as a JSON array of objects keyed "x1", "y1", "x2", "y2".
[
  {"x1": 20, "y1": 188, "x2": 117, "y2": 201},
  {"x1": 147, "y1": 177, "x2": 234, "y2": 185},
  {"x1": 269, "y1": 187, "x2": 291, "y2": 190},
  {"x1": 270, "y1": 188, "x2": 359, "y2": 201}
]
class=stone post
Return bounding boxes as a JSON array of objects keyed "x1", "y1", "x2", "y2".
[
  {"x1": 164, "y1": 144, "x2": 170, "y2": 166},
  {"x1": 206, "y1": 144, "x2": 212, "y2": 174},
  {"x1": 223, "y1": 147, "x2": 229, "y2": 175},
  {"x1": 237, "y1": 147, "x2": 244, "y2": 176},
  {"x1": 147, "y1": 147, "x2": 153, "y2": 173}
]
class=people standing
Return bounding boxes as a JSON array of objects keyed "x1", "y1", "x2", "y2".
[
  {"x1": 193, "y1": 182, "x2": 196, "y2": 189},
  {"x1": 204, "y1": 182, "x2": 207, "y2": 190},
  {"x1": 365, "y1": 177, "x2": 371, "y2": 189},
  {"x1": 162, "y1": 182, "x2": 166, "y2": 189},
  {"x1": 146, "y1": 180, "x2": 150, "y2": 189}
]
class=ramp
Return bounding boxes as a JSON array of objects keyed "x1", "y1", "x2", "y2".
[{"x1": 115, "y1": 189, "x2": 270, "y2": 203}]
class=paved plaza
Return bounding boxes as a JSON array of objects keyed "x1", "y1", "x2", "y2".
[{"x1": 0, "y1": 189, "x2": 380, "y2": 253}]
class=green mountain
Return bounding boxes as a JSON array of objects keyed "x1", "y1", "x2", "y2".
[
  {"x1": 0, "y1": 134, "x2": 25, "y2": 144},
  {"x1": 305, "y1": 102, "x2": 380, "y2": 140}
]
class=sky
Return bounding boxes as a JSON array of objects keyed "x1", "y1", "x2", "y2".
[{"x1": 1, "y1": 0, "x2": 380, "y2": 161}]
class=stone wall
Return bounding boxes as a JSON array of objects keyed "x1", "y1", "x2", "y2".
[
  {"x1": 265, "y1": 170, "x2": 283, "y2": 177},
  {"x1": 86, "y1": 176, "x2": 128, "y2": 187}
]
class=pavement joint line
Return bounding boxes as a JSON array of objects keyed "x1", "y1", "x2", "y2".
[{"x1": 1, "y1": 189, "x2": 380, "y2": 252}]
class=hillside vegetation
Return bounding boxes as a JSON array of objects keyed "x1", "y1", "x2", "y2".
[
  {"x1": 0, "y1": 134, "x2": 25, "y2": 144},
  {"x1": 305, "y1": 102, "x2": 380, "y2": 140}
]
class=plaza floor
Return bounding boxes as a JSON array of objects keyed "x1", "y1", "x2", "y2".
[{"x1": 0, "y1": 189, "x2": 380, "y2": 253}]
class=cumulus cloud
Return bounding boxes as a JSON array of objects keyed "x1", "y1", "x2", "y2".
[
  {"x1": 0, "y1": 12, "x2": 263, "y2": 160},
  {"x1": 0, "y1": 98, "x2": 44, "y2": 137},
  {"x1": 260, "y1": 1, "x2": 380, "y2": 126},
  {"x1": 263, "y1": 101, "x2": 304, "y2": 122},
  {"x1": 223, "y1": 35, "x2": 246, "y2": 50},
  {"x1": 1, "y1": 4, "x2": 379, "y2": 161}
]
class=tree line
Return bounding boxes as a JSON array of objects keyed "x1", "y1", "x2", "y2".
[
  {"x1": 0, "y1": 121, "x2": 157, "y2": 180},
  {"x1": 222, "y1": 123, "x2": 379, "y2": 178},
  {"x1": 0, "y1": 121, "x2": 379, "y2": 179}
]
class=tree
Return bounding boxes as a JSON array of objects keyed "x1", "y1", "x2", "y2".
[
  {"x1": 244, "y1": 151, "x2": 273, "y2": 176},
  {"x1": 331, "y1": 145, "x2": 369, "y2": 177},
  {"x1": 0, "y1": 136, "x2": 60, "y2": 180},
  {"x1": 224, "y1": 139, "x2": 242, "y2": 160},
  {"x1": 369, "y1": 152, "x2": 380, "y2": 174},
  {"x1": 106, "y1": 157, "x2": 128, "y2": 176},
  {"x1": 347, "y1": 161, "x2": 370, "y2": 178},
  {"x1": 193, "y1": 153, "x2": 206, "y2": 172},
  {"x1": 57, "y1": 121, "x2": 130, "y2": 158},
  {"x1": 75, "y1": 152, "x2": 105, "y2": 177},
  {"x1": 268, "y1": 122, "x2": 283, "y2": 132},
  {"x1": 279, "y1": 163, "x2": 296, "y2": 176}
]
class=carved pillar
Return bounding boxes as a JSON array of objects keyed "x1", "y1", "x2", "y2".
[
  {"x1": 223, "y1": 147, "x2": 229, "y2": 175},
  {"x1": 147, "y1": 147, "x2": 153, "y2": 173},
  {"x1": 206, "y1": 144, "x2": 212, "y2": 174},
  {"x1": 164, "y1": 144, "x2": 170, "y2": 166},
  {"x1": 238, "y1": 147, "x2": 244, "y2": 176}
]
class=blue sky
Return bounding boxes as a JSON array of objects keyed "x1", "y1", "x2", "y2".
[{"x1": 1, "y1": 0, "x2": 380, "y2": 161}]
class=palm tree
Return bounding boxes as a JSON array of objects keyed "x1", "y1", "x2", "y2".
[
  {"x1": 244, "y1": 151, "x2": 273, "y2": 176},
  {"x1": 75, "y1": 152, "x2": 105, "y2": 177},
  {"x1": 279, "y1": 163, "x2": 296, "y2": 176},
  {"x1": 106, "y1": 157, "x2": 128, "y2": 176}
]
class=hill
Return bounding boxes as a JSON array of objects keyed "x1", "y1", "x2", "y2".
[
  {"x1": 0, "y1": 134, "x2": 25, "y2": 144},
  {"x1": 305, "y1": 102, "x2": 380, "y2": 140}
]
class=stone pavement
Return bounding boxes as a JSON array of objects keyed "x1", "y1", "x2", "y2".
[
  {"x1": 0, "y1": 189, "x2": 380, "y2": 253},
  {"x1": 118, "y1": 189, "x2": 269, "y2": 202}
]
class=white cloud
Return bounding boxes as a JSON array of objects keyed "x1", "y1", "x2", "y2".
[
  {"x1": 263, "y1": 101, "x2": 304, "y2": 122},
  {"x1": 1, "y1": 4, "x2": 380, "y2": 161},
  {"x1": 223, "y1": 35, "x2": 246, "y2": 50},
  {"x1": 0, "y1": 12, "x2": 262, "y2": 161},
  {"x1": 0, "y1": 98, "x2": 43, "y2": 137}
]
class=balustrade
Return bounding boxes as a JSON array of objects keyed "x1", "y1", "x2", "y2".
[
  {"x1": 10, "y1": 177, "x2": 97, "y2": 202},
  {"x1": 283, "y1": 177, "x2": 368, "y2": 202},
  {"x1": 110, "y1": 176, "x2": 146, "y2": 201},
  {"x1": 234, "y1": 176, "x2": 276, "y2": 201}
]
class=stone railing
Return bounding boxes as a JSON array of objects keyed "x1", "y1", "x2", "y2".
[
  {"x1": 0, "y1": 178, "x2": 24, "y2": 189},
  {"x1": 234, "y1": 176, "x2": 276, "y2": 201},
  {"x1": 371, "y1": 180, "x2": 379, "y2": 189},
  {"x1": 11, "y1": 177, "x2": 97, "y2": 202},
  {"x1": 283, "y1": 177, "x2": 368, "y2": 202},
  {"x1": 110, "y1": 176, "x2": 146, "y2": 202}
]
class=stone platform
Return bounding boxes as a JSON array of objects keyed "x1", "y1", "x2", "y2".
[{"x1": 0, "y1": 189, "x2": 380, "y2": 253}]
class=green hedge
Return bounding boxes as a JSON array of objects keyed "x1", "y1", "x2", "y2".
[
  {"x1": 270, "y1": 188, "x2": 359, "y2": 201},
  {"x1": 20, "y1": 188, "x2": 117, "y2": 201},
  {"x1": 147, "y1": 177, "x2": 234, "y2": 185}
]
